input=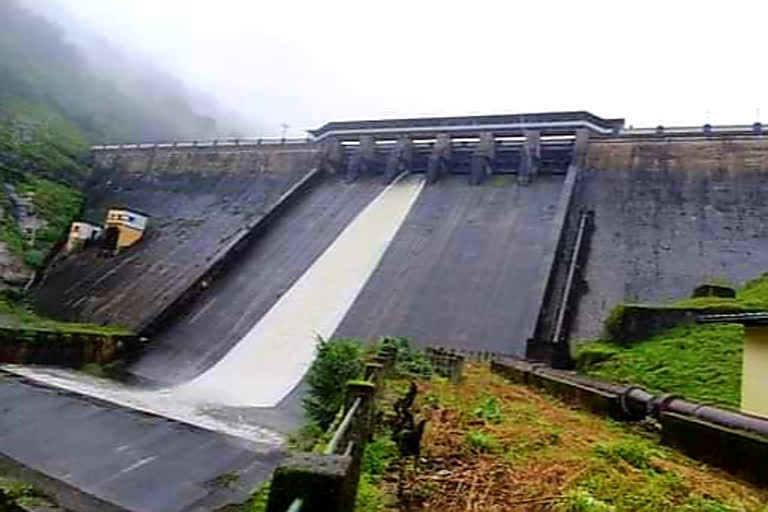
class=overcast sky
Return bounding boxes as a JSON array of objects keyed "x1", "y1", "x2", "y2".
[{"x1": 36, "y1": 0, "x2": 768, "y2": 136}]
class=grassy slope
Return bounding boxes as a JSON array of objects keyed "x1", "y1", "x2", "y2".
[
  {"x1": 578, "y1": 324, "x2": 743, "y2": 408},
  {"x1": 0, "y1": 296, "x2": 129, "y2": 335},
  {"x1": 367, "y1": 364, "x2": 766, "y2": 512},
  {"x1": 576, "y1": 274, "x2": 768, "y2": 409}
]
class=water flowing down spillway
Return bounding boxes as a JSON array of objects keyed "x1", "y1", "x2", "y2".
[{"x1": 3, "y1": 174, "x2": 425, "y2": 441}]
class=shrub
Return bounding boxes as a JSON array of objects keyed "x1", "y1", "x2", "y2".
[
  {"x1": 602, "y1": 304, "x2": 625, "y2": 341},
  {"x1": 303, "y1": 337, "x2": 364, "y2": 429},
  {"x1": 361, "y1": 437, "x2": 398, "y2": 480},
  {"x1": 557, "y1": 489, "x2": 615, "y2": 512},
  {"x1": 380, "y1": 337, "x2": 432, "y2": 377},
  {"x1": 23, "y1": 249, "x2": 44, "y2": 268},
  {"x1": 355, "y1": 473, "x2": 385, "y2": 512},
  {"x1": 464, "y1": 431, "x2": 499, "y2": 454},
  {"x1": 0, "y1": 288, "x2": 24, "y2": 304},
  {"x1": 473, "y1": 396, "x2": 504, "y2": 424},
  {"x1": 593, "y1": 439, "x2": 656, "y2": 470},
  {"x1": 287, "y1": 423, "x2": 325, "y2": 452}
]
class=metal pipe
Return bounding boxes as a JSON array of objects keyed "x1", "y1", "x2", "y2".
[{"x1": 552, "y1": 211, "x2": 590, "y2": 344}]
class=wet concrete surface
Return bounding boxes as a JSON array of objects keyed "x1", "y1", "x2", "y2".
[
  {"x1": 174, "y1": 174, "x2": 424, "y2": 407},
  {"x1": 129, "y1": 175, "x2": 386, "y2": 385},
  {"x1": 334, "y1": 174, "x2": 565, "y2": 355},
  {"x1": 0, "y1": 373, "x2": 283, "y2": 512},
  {"x1": 32, "y1": 148, "x2": 315, "y2": 331},
  {"x1": 572, "y1": 166, "x2": 768, "y2": 339},
  {"x1": 2, "y1": 174, "x2": 424, "y2": 457}
]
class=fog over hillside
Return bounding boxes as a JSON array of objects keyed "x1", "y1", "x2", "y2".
[
  {"x1": 23, "y1": 0, "x2": 768, "y2": 137},
  {"x1": 3, "y1": 0, "x2": 250, "y2": 143}
]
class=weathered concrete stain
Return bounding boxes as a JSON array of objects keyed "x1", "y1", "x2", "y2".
[
  {"x1": 32, "y1": 144, "x2": 318, "y2": 331},
  {"x1": 572, "y1": 138, "x2": 768, "y2": 340},
  {"x1": 335, "y1": 174, "x2": 565, "y2": 355}
]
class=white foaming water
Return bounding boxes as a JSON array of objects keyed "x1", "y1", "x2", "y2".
[{"x1": 3, "y1": 174, "x2": 425, "y2": 442}]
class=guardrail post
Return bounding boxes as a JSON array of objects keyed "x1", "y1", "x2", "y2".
[
  {"x1": 343, "y1": 381, "x2": 375, "y2": 510},
  {"x1": 376, "y1": 345, "x2": 398, "y2": 375},
  {"x1": 364, "y1": 362, "x2": 384, "y2": 388},
  {"x1": 266, "y1": 453, "x2": 354, "y2": 512}
]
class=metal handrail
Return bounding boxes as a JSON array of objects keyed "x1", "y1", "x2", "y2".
[
  {"x1": 324, "y1": 397, "x2": 362, "y2": 455},
  {"x1": 91, "y1": 137, "x2": 312, "y2": 151}
]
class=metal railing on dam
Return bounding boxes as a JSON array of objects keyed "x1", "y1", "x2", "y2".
[{"x1": 90, "y1": 137, "x2": 312, "y2": 151}]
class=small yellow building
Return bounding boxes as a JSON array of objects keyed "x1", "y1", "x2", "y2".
[
  {"x1": 700, "y1": 313, "x2": 768, "y2": 418},
  {"x1": 105, "y1": 208, "x2": 148, "y2": 250},
  {"x1": 66, "y1": 221, "x2": 103, "y2": 253},
  {"x1": 742, "y1": 321, "x2": 768, "y2": 418}
]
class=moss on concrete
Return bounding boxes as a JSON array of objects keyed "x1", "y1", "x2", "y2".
[
  {"x1": 673, "y1": 272, "x2": 768, "y2": 311},
  {"x1": 0, "y1": 295, "x2": 130, "y2": 336}
]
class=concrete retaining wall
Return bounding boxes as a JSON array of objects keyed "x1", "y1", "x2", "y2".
[
  {"x1": 0, "y1": 327, "x2": 137, "y2": 367},
  {"x1": 603, "y1": 305, "x2": 699, "y2": 343}
]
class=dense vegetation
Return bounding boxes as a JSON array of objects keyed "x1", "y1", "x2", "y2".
[
  {"x1": 577, "y1": 274, "x2": 768, "y2": 409},
  {"x1": 303, "y1": 337, "x2": 366, "y2": 429}
]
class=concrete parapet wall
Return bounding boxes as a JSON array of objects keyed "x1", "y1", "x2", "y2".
[
  {"x1": 91, "y1": 142, "x2": 319, "y2": 176},
  {"x1": 587, "y1": 137, "x2": 768, "y2": 172},
  {"x1": 0, "y1": 327, "x2": 137, "y2": 367},
  {"x1": 660, "y1": 411, "x2": 768, "y2": 484},
  {"x1": 603, "y1": 305, "x2": 700, "y2": 344}
]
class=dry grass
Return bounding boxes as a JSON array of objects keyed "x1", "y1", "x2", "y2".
[{"x1": 372, "y1": 363, "x2": 768, "y2": 512}]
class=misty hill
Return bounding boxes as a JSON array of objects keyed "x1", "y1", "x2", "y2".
[
  {"x1": 0, "y1": 0, "x2": 247, "y2": 289},
  {"x1": 0, "y1": 0, "x2": 236, "y2": 144}
]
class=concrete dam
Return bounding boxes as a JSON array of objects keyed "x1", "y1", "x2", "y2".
[
  {"x1": 5, "y1": 111, "x2": 768, "y2": 511},
  {"x1": 31, "y1": 112, "x2": 768, "y2": 380}
]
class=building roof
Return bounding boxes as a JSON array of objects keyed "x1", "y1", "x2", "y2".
[
  {"x1": 107, "y1": 206, "x2": 150, "y2": 218},
  {"x1": 72, "y1": 220, "x2": 102, "y2": 228},
  {"x1": 697, "y1": 312, "x2": 768, "y2": 325},
  {"x1": 308, "y1": 111, "x2": 625, "y2": 140}
]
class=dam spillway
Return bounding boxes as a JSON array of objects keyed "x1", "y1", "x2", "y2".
[
  {"x1": 6, "y1": 111, "x2": 768, "y2": 511},
  {"x1": 21, "y1": 111, "x2": 768, "y2": 408}
]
